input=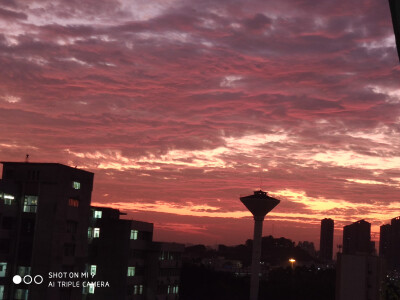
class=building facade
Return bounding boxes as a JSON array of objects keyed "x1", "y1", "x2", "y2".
[
  {"x1": 0, "y1": 162, "x2": 184, "y2": 300},
  {"x1": 0, "y1": 162, "x2": 94, "y2": 300},
  {"x1": 336, "y1": 253, "x2": 385, "y2": 300}
]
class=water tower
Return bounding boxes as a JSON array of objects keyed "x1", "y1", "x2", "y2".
[{"x1": 240, "y1": 190, "x2": 280, "y2": 300}]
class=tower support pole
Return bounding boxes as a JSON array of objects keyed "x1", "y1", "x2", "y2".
[{"x1": 250, "y1": 216, "x2": 264, "y2": 300}]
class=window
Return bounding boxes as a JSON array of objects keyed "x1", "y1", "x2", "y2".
[
  {"x1": 127, "y1": 267, "x2": 135, "y2": 276},
  {"x1": 0, "y1": 263, "x2": 6, "y2": 277},
  {"x1": 66, "y1": 221, "x2": 77, "y2": 234},
  {"x1": 93, "y1": 211, "x2": 102, "y2": 219},
  {"x1": 68, "y1": 198, "x2": 79, "y2": 208},
  {"x1": 17, "y1": 266, "x2": 30, "y2": 277},
  {"x1": 0, "y1": 239, "x2": 10, "y2": 254},
  {"x1": 133, "y1": 285, "x2": 143, "y2": 295},
  {"x1": 88, "y1": 227, "x2": 93, "y2": 238},
  {"x1": 93, "y1": 228, "x2": 100, "y2": 238},
  {"x1": 88, "y1": 283, "x2": 95, "y2": 294},
  {"x1": 168, "y1": 285, "x2": 178, "y2": 294},
  {"x1": 130, "y1": 230, "x2": 138, "y2": 240},
  {"x1": 64, "y1": 243, "x2": 75, "y2": 256},
  {"x1": 0, "y1": 285, "x2": 4, "y2": 300},
  {"x1": 2, "y1": 217, "x2": 14, "y2": 230},
  {"x1": 3, "y1": 193, "x2": 14, "y2": 205},
  {"x1": 72, "y1": 181, "x2": 81, "y2": 190},
  {"x1": 90, "y1": 265, "x2": 96, "y2": 276},
  {"x1": 173, "y1": 285, "x2": 178, "y2": 294},
  {"x1": 14, "y1": 289, "x2": 28, "y2": 300},
  {"x1": 23, "y1": 195, "x2": 38, "y2": 213}
]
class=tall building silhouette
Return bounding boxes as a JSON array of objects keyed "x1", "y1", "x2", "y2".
[
  {"x1": 379, "y1": 216, "x2": 400, "y2": 271},
  {"x1": 337, "y1": 220, "x2": 384, "y2": 300},
  {"x1": 319, "y1": 218, "x2": 334, "y2": 261},
  {"x1": 342, "y1": 219, "x2": 373, "y2": 255}
]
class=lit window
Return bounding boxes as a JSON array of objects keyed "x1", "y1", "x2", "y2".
[
  {"x1": 23, "y1": 196, "x2": 38, "y2": 213},
  {"x1": 139, "y1": 285, "x2": 143, "y2": 295},
  {"x1": 127, "y1": 267, "x2": 135, "y2": 276},
  {"x1": 0, "y1": 285, "x2": 4, "y2": 300},
  {"x1": 94, "y1": 211, "x2": 102, "y2": 219},
  {"x1": 133, "y1": 285, "x2": 138, "y2": 295},
  {"x1": 68, "y1": 198, "x2": 79, "y2": 207},
  {"x1": 0, "y1": 263, "x2": 6, "y2": 277},
  {"x1": 88, "y1": 283, "x2": 95, "y2": 294},
  {"x1": 72, "y1": 181, "x2": 81, "y2": 190},
  {"x1": 171, "y1": 285, "x2": 179, "y2": 294},
  {"x1": 82, "y1": 286, "x2": 88, "y2": 295},
  {"x1": 90, "y1": 265, "x2": 96, "y2": 276},
  {"x1": 3, "y1": 194, "x2": 14, "y2": 205},
  {"x1": 93, "y1": 228, "x2": 100, "y2": 238},
  {"x1": 14, "y1": 289, "x2": 28, "y2": 300},
  {"x1": 167, "y1": 285, "x2": 171, "y2": 294},
  {"x1": 17, "y1": 266, "x2": 30, "y2": 277},
  {"x1": 88, "y1": 227, "x2": 93, "y2": 238},
  {"x1": 130, "y1": 230, "x2": 138, "y2": 240}
]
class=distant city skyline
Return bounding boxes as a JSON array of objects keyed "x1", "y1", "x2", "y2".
[{"x1": 1, "y1": 0, "x2": 400, "y2": 246}]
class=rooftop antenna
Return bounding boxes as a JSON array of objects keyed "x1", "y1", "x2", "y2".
[{"x1": 25, "y1": 154, "x2": 29, "y2": 163}]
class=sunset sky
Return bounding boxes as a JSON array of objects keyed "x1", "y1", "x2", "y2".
[{"x1": 1, "y1": 0, "x2": 400, "y2": 248}]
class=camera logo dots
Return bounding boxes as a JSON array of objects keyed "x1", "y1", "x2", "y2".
[
  {"x1": 13, "y1": 275, "x2": 43, "y2": 285},
  {"x1": 13, "y1": 275, "x2": 22, "y2": 284}
]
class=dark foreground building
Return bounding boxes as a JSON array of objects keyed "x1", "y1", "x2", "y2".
[
  {"x1": 319, "y1": 218, "x2": 334, "y2": 262},
  {"x1": 0, "y1": 162, "x2": 93, "y2": 300},
  {"x1": 86, "y1": 206, "x2": 183, "y2": 300},
  {"x1": 0, "y1": 162, "x2": 183, "y2": 300},
  {"x1": 379, "y1": 216, "x2": 400, "y2": 272},
  {"x1": 342, "y1": 219, "x2": 374, "y2": 255},
  {"x1": 336, "y1": 253, "x2": 385, "y2": 300}
]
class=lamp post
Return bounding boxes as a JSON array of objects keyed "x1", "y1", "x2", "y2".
[{"x1": 240, "y1": 190, "x2": 280, "y2": 300}]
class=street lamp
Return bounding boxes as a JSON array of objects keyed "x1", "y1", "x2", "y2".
[{"x1": 289, "y1": 258, "x2": 296, "y2": 269}]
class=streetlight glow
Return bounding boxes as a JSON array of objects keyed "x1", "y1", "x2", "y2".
[{"x1": 289, "y1": 258, "x2": 296, "y2": 269}]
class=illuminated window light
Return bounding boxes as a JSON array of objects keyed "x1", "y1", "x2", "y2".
[
  {"x1": 90, "y1": 265, "x2": 96, "y2": 276},
  {"x1": 93, "y1": 211, "x2": 102, "y2": 218},
  {"x1": 88, "y1": 283, "x2": 95, "y2": 294},
  {"x1": 0, "y1": 263, "x2": 7, "y2": 277},
  {"x1": 23, "y1": 196, "x2": 38, "y2": 213},
  {"x1": 68, "y1": 198, "x2": 79, "y2": 208},
  {"x1": 130, "y1": 230, "x2": 138, "y2": 240},
  {"x1": 127, "y1": 267, "x2": 135, "y2": 276}
]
